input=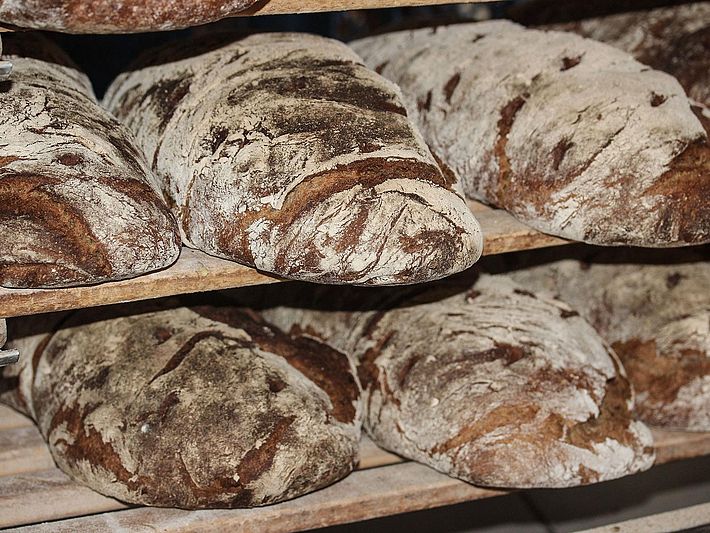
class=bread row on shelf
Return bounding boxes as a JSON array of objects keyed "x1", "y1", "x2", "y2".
[
  {"x1": 1, "y1": 8, "x2": 708, "y2": 289},
  {"x1": 1, "y1": 247, "x2": 707, "y2": 509}
]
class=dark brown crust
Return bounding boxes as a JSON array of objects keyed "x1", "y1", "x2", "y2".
[
  {"x1": 0, "y1": 0, "x2": 260, "y2": 34},
  {"x1": 613, "y1": 338, "x2": 710, "y2": 427}
]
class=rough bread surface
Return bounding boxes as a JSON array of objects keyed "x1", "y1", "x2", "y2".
[
  {"x1": 236, "y1": 276, "x2": 655, "y2": 488},
  {"x1": 501, "y1": 247, "x2": 710, "y2": 431},
  {"x1": 0, "y1": 0, "x2": 259, "y2": 33},
  {"x1": 543, "y1": 2, "x2": 710, "y2": 112},
  {"x1": 351, "y1": 21, "x2": 709, "y2": 247},
  {"x1": 0, "y1": 36, "x2": 181, "y2": 288},
  {"x1": 104, "y1": 33, "x2": 482, "y2": 286},
  {"x1": 0, "y1": 303, "x2": 362, "y2": 508}
]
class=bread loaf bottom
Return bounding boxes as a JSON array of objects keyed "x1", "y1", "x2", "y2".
[
  {"x1": 0, "y1": 0, "x2": 260, "y2": 33},
  {"x1": 233, "y1": 276, "x2": 655, "y2": 488},
  {"x1": 351, "y1": 21, "x2": 709, "y2": 248},
  {"x1": 0, "y1": 34, "x2": 180, "y2": 288},
  {"x1": 105, "y1": 33, "x2": 482, "y2": 286},
  {"x1": 1, "y1": 302, "x2": 362, "y2": 508},
  {"x1": 497, "y1": 246, "x2": 710, "y2": 431}
]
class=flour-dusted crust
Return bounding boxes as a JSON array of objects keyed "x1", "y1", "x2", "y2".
[
  {"x1": 241, "y1": 276, "x2": 655, "y2": 489},
  {"x1": 0, "y1": 36, "x2": 180, "y2": 288},
  {"x1": 503, "y1": 248, "x2": 710, "y2": 431},
  {"x1": 104, "y1": 33, "x2": 482, "y2": 286},
  {"x1": 1, "y1": 303, "x2": 361, "y2": 508},
  {"x1": 529, "y1": 2, "x2": 710, "y2": 112},
  {"x1": 0, "y1": 0, "x2": 259, "y2": 33},
  {"x1": 351, "y1": 22, "x2": 710, "y2": 247}
]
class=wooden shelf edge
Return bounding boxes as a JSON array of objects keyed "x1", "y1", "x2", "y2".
[
  {"x1": 0, "y1": 202, "x2": 570, "y2": 319},
  {"x1": 240, "y1": 0, "x2": 496, "y2": 16}
]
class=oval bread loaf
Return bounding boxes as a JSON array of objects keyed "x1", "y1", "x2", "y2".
[
  {"x1": 0, "y1": 35, "x2": 181, "y2": 288},
  {"x1": 0, "y1": 0, "x2": 260, "y2": 34},
  {"x1": 1, "y1": 303, "x2": 362, "y2": 508},
  {"x1": 501, "y1": 247, "x2": 710, "y2": 431},
  {"x1": 235, "y1": 276, "x2": 656, "y2": 488},
  {"x1": 104, "y1": 33, "x2": 483, "y2": 286},
  {"x1": 351, "y1": 21, "x2": 710, "y2": 247}
]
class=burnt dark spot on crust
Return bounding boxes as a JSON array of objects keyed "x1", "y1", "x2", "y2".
[
  {"x1": 666, "y1": 272, "x2": 684, "y2": 289},
  {"x1": 560, "y1": 308, "x2": 579, "y2": 319},
  {"x1": 83, "y1": 366, "x2": 110, "y2": 390},
  {"x1": 551, "y1": 138, "x2": 574, "y2": 171},
  {"x1": 203, "y1": 126, "x2": 230, "y2": 155},
  {"x1": 650, "y1": 92, "x2": 667, "y2": 107},
  {"x1": 467, "y1": 342, "x2": 528, "y2": 366},
  {"x1": 267, "y1": 374, "x2": 287, "y2": 393},
  {"x1": 443, "y1": 72, "x2": 461, "y2": 104},
  {"x1": 375, "y1": 61, "x2": 389, "y2": 74},
  {"x1": 418, "y1": 90, "x2": 433, "y2": 112},
  {"x1": 142, "y1": 74, "x2": 192, "y2": 134},
  {"x1": 56, "y1": 153, "x2": 84, "y2": 166},
  {"x1": 513, "y1": 288, "x2": 536, "y2": 298},
  {"x1": 561, "y1": 55, "x2": 583, "y2": 71},
  {"x1": 153, "y1": 327, "x2": 173, "y2": 343}
]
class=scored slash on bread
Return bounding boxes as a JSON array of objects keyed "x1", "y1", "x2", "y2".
[
  {"x1": 351, "y1": 21, "x2": 710, "y2": 248},
  {"x1": 0, "y1": 34, "x2": 181, "y2": 289},
  {"x1": 104, "y1": 33, "x2": 483, "y2": 286}
]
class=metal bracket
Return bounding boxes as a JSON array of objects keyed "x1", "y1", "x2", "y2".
[
  {"x1": 0, "y1": 34, "x2": 10, "y2": 81},
  {"x1": 0, "y1": 318, "x2": 18, "y2": 367}
]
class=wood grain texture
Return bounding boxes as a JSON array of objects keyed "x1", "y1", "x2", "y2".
[
  {"x1": 0, "y1": 396, "x2": 707, "y2": 531},
  {"x1": 0, "y1": 201, "x2": 568, "y2": 319},
  {"x1": 238, "y1": 0, "x2": 497, "y2": 16}
]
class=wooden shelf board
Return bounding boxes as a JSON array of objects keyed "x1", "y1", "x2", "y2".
[
  {"x1": 241, "y1": 0, "x2": 495, "y2": 16},
  {"x1": 1, "y1": 405, "x2": 708, "y2": 531},
  {"x1": 0, "y1": 201, "x2": 568, "y2": 319}
]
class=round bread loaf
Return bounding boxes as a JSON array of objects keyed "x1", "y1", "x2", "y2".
[{"x1": 2, "y1": 303, "x2": 362, "y2": 508}]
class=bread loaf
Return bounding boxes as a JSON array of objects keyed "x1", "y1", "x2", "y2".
[
  {"x1": 539, "y1": 3, "x2": 710, "y2": 119},
  {"x1": 0, "y1": 35, "x2": 181, "y2": 288},
  {"x1": 0, "y1": 0, "x2": 260, "y2": 33},
  {"x1": 351, "y1": 21, "x2": 710, "y2": 247},
  {"x1": 499, "y1": 247, "x2": 710, "y2": 431},
  {"x1": 1, "y1": 303, "x2": 361, "y2": 508},
  {"x1": 104, "y1": 33, "x2": 482, "y2": 286},
  {"x1": 235, "y1": 276, "x2": 655, "y2": 488}
]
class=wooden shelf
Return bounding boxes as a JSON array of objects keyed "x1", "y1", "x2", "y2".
[
  {"x1": 0, "y1": 405, "x2": 708, "y2": 531},
  {"x1": 0, "y1": 201, "x2": 568, "y2": 319},
  {"x1": 241, "y1": 0, "x2": 494, "y2": 16}
]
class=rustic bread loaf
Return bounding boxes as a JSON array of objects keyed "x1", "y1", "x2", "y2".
[
  {"x1": 351, "y1": 21, "x2": 710, "y2": 247},
  {"x1": 0, "y1": 302, "x2": 361, "y2": 508},
  {"x1": 236, "y1": 276, "x2": 655, "y2": 488},
  {"x1": 541, "y1": 3, "x2": 710, "y2": 118},
  {"x1": 499, "y1": 247, "x2": 710, "y2": 431},
  {"x1": 104, "y1": 33, "x2": 483, "y2": 286},
  {"x1": 0, "y1": 0, "x2": 260, "y2": 33},
  {"x1": 0, "y1": 36, "x2": 181, "y2": 288}
]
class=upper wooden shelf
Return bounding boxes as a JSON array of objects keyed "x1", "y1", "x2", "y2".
[
  {"x1": 0, "y1": 201, "x2": 568, "y2": 319},
  {"x1": 241, "y1": 0, "x2": 493, "y2": 15}
]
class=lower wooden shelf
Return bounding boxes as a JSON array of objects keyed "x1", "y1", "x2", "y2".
[
  {"x1": 0, "y1": 201, "x2": 568, "y2": 319},
  {"x1": 1, "y1": 405, "x2": 709, "y2": 532}
]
